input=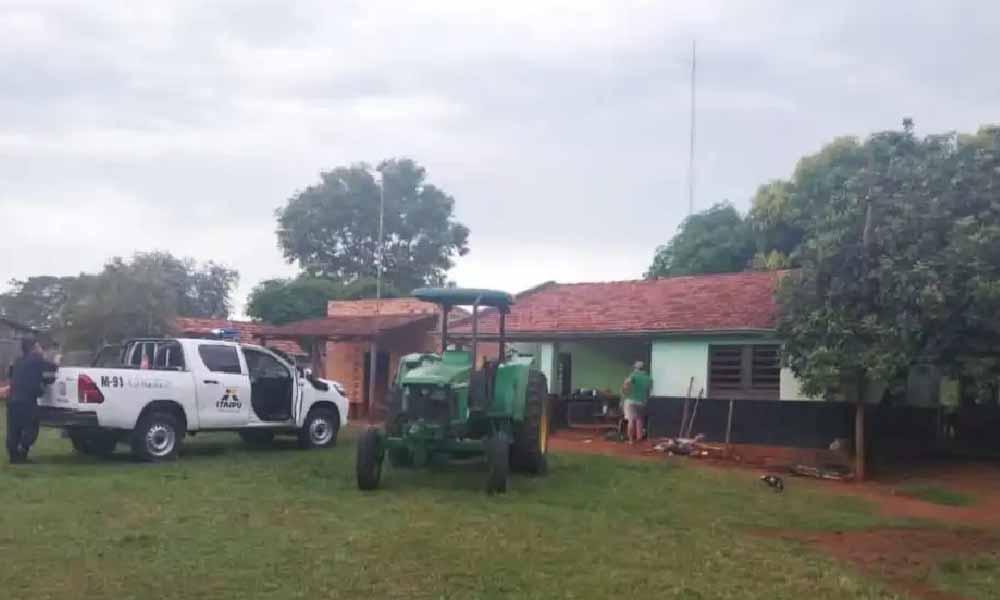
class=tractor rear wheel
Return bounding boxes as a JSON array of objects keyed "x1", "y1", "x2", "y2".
[
  {"x1": 511, "y1": 370, "x2": 549, "y2": 475},
  {"x1": 356, "y1": 427, "x2": 383, "y2": 491},
  {"x1": 485, "y1": 435, "x2": 510, "y2": 494}
]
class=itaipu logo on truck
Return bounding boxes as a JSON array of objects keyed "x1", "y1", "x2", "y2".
[{"x1": 216, "y1": 388, "x2": 242, "y2": 411}]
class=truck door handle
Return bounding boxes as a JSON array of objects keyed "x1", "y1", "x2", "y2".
[{"x1": 203, "y1": 379, "x2": 219, "y2": 385}]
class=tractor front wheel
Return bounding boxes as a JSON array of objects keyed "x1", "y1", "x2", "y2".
[
  {"x1": 485, "y1": 435, "x2": 510, "y2": 494},
  {"x1": 356, "y1": 427, "x2": 383, "y2": 491},
  {"x1": 511, "y1": 370, "x2": 549, "y2": 475}
]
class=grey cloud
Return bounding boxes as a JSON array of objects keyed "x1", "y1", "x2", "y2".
[{"x1": 2, "y1": 1, "x2": 999, "y2": 313}]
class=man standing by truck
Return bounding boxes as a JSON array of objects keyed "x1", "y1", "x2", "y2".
[
  {"x1": 621, "y1": 361, "x2": 652, "y2": 445},
  {"x1": 7, "y1": 338, "x2": 56, "y2": 464}
]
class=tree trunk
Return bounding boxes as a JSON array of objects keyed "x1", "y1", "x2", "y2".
[{"x1": 855, "y1": 401, "x2": 867, "y2": 482}]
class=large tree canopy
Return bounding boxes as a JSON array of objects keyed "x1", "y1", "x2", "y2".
[
  {"x1": 245, "y1": 276, "x2": 401, "y2": 325},
  {"x1": 276, "y1": 158, "x2": 470, "y2": 293},
  {"x1": 748, "y1": 137, "x2": 868, "y2": 270},
  {"x1": 2, "y1": 252, "x2": 238, "y2": 350},
  {"x1": 645, "y1": 202, "x2": 754, "y2": 278},
  {"x1": 0, "y1": 276, "x2": 78, "y2": 330},
  {"x1": 777, "y1": 123, "x2": 1000, "y2": 398}
]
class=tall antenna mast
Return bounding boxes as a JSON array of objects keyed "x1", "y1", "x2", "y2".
[{"x1": 687, "y1": 40, "x2": 697, "y2": 216}]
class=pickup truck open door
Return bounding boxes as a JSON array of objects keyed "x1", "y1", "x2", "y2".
[{"x1": 193, "y1": 343, "x2": 252, "y2": 429}]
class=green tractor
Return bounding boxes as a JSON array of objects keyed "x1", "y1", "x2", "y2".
[{"x1": 356, "y1": 288, "x2": 549, "y2": 493}]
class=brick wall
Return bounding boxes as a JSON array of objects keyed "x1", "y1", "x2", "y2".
[
  {"x1": 325, "y1": 341, "x2": 368, "y2": 410},
  {"x1": 328, "y1": 297, "x2": 439, "y2": 317},
  {"x1": 325, "y1": 298, "x2": 439, "y2": 418}
]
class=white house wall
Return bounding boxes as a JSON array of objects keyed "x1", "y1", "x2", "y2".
[
  {"x1": 651, "y1": 338, "x2": 814, "y2": 401},
  {"x1": 651, "y1": 339, "x2": 708, "y2": 397}
]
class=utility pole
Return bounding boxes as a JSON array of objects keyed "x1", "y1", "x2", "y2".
[
  {"x1": 368, "y1": 168, "x2": 385, "y2": 420},
  {"x1": 687, "y1": 40, "x2": 697, "y2": 216}
]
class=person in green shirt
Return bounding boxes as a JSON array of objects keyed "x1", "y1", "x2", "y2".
[{"x1": 621, "y1": 361, "x2": 653, "y2": 444}]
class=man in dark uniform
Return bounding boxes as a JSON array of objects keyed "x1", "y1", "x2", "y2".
[{"x1": 7, "y1": 338, "x2": 56, "y2": 464}]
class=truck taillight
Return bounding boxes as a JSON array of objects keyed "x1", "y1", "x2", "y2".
[{"x1": 78, "y1": 374, "x2": 104, "y2": 404}]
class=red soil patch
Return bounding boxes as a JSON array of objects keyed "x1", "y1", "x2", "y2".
[
  {"x1": 763, "y1": 528, "x2": 1000, "y2": 600},
  {"x1": 548, "y1": 429, "x2": 661, "y2": 461}
]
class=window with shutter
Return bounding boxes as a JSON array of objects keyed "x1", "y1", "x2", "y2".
[{"x1": 708, "y1": 344, "x2": 781, "y2": 400}]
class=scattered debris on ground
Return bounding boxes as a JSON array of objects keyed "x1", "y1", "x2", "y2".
[{"x1": 790, "y1": 463, "x2": 854, "y2": 481}]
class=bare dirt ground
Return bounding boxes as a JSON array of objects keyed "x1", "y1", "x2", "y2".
[
  {"x1": 551, "y1": 430, "x2": 1000, "y2": 599},
  {"x1": 764, "y1": 528, "x2": 1000, "y2": 600}
]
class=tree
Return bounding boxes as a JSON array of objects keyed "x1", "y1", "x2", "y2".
[
  {"x1": 747, "y1": 137, "x2": 868, "y2": 269},
  {"x1": 0, "y1": 275, "x2": 79, "y2": 330},
  {"x1": 134, "y1": 252, "x2": 239, "y2": 319},
  {"x1": 246, "y1": 276, "x2": 401, "y2": 325},
  {"x1": 57, "y1": 252, "x2": 238, "y2": 350},
  {"x1": 645, "y1": 202, "x2": 754, "y2": 278},
  {"x1": 777, "y1": 123, "x2": 1000, "y2": 399},
  {"x1": 276, "y1": 158, "x2": 470, "y2": 293}
]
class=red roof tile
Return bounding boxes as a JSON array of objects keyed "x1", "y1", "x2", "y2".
[
  {"x1": 259, "y1": 313, "x2": 437, "y2": 338},
  {"x1": 173, "y1": 318, "x2": 306, "y2": 356},
  {"x1": 451, "y1": 271, "x2": 784, "y2": 337}
]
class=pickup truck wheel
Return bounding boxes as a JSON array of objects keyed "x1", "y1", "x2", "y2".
[
  {"x1": 239, "y1": 430, "x2": 276, "y2": 447},
  {"x1": 298, "y1": 407, "x2": 339, "y2": 449},
  {"x1": 69, "y1": 431, "x2": 117, "y2": 458},
  {"x1": 130, "y1": 411, "x2": 183, "y2": 462}
]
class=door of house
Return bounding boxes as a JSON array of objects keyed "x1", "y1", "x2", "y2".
[
  {"x1": 558, "y1": 353, "x2": 573, "y2": 396},
  {"x1": 362, "y1": 351, "x2": 391, "y2": 418}
]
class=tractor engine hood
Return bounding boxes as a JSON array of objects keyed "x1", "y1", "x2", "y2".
[
  {"x1": 399, "y1": 349, "x2": 473, "y2": 387},
  {"x1": 400, "y1": 360, "x2": 470, "y2": 387}
]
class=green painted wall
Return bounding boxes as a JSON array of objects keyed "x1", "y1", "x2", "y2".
[{"x1": 560, "y1": 340, "x2": 649, "y2": 393}]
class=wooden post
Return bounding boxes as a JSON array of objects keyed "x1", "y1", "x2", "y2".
[
  {"x1": 679, "y1": 376, "x2": 694, "y2": 438},
  {"x1": 855, "y1": 401, "x2": 866, "y2": 482},
  {"x1": 725, "y1": 399, "x2": 735, "y2": 450}
]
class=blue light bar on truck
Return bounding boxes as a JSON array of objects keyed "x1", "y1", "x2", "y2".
[{"x1": 210, "y1": 328, "x2": 240, "y2": 341}]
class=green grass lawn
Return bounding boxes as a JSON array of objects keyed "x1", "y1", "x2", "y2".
[
  {"x1": 934, "y1": 554, "x2": 1000, "y2": 599},
  {"x1": 0, "y1": 417, "x2": 918, "y2": 600},
  {"x1": 896, "y1": 483, "x2": 975, "y2": 507}
]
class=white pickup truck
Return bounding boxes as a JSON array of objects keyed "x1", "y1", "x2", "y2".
[{"x1": 37, "y1": 338, "x2": 349, "y2": 461}]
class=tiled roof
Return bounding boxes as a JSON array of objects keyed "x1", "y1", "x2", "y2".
[
  {"x1": 451, "y1": 271, "x2": 784, "y2": 337},
  {"x1": 173, "y1": 318, "x2": 306, "y2": 356},
  {"x1": 259, "y1": 313, "x2": 437, "y2": 338},
  {"x1": 328, "y1": 297, "x2": 440, "y2": 317}
]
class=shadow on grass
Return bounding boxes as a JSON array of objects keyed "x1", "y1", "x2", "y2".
[{"x1": 23, "y1": 430, "x2": 322, "y2": 466}]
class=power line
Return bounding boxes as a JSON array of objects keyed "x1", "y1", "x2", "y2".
[{"x1": 687, "y1": 40, "x2": 697, "y2": 216}]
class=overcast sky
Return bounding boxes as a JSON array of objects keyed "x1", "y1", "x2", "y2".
[{"x1": 2, "y1": 1, "x2": 998, "y2": 316}]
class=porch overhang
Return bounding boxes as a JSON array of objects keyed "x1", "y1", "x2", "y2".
[{"x1": 447, "y1": 328, "x2": 778, "y2": 342}]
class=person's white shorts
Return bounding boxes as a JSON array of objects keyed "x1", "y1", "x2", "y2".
[{"x1": 623, "y1": 402, "x2": 644, "y2": 421}]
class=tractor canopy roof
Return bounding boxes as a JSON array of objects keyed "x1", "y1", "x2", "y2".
[{"x1": 412, "y1": 287, "x2": 514, "y2": 310}]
